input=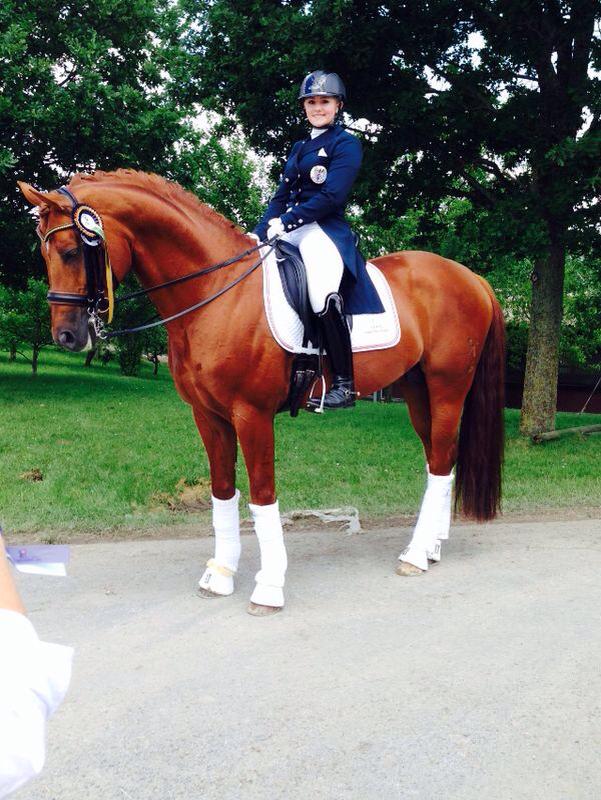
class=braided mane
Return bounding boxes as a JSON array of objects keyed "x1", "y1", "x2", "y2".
[{"x1": 69, "y1": 169, "x2": 242, "y2": 236}]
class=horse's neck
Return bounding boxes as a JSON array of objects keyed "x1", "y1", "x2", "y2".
[{"x1": 124, "y1": 193, "x2": 250, "y2": 317}]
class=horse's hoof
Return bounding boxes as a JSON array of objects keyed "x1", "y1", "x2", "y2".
[
  {"x1": 247, "y1": 602, "x2": 283, "y2": 617},
  {"x1": 198, "y1": 587, "x2": 228, "y2": 599},
  {"x1": 396, "y1": 561, "x2": 425, "y2": 577}
]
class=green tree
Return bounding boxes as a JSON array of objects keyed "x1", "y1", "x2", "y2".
[
  {"x1": 182, "y1": 0, "x2": 600, "y2": 435},
  {"x1": 117, "y1": 334, "x2": 145, "y2": 377},
  {"x1": 171, "y1": 129, "x2": 265, "y2": 229},
  {"x1": 141, "y1": 324, "x2": 168, "y2": 375},
  {"x1": 110, "y1": 276, "x2": 151, "y2": 377},
  {"x1": 1, "y1": 0, "x2": 192, "y2": 287},
  {"x1": 0, "y1": 278, "x2": 53, "y2": 373}
]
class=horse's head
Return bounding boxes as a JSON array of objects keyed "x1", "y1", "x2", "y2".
[{"x1": 18, "y1": 180, "x2": 132, "y2": 351}]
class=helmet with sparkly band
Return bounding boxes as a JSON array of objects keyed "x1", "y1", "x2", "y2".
[{"x1": 298, "y1": 70, "x2": 346, "y2": 102}]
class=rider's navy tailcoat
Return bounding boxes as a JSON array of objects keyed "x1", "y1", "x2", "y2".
[{"x1": 254, "y1": 125, "x2": 385, "y2": 315}]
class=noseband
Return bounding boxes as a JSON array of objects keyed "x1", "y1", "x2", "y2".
[{"x1": 39, "y1": 186, "x2": 115, "y2": 329}]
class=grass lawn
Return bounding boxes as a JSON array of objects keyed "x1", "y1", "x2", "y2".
[{"x1": 0, "y1": 348, "x2": 600, "y2": 536}]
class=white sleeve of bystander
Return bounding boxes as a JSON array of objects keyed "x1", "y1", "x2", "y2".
[{"x1": 0, "y1": 610, "x2": 73, "y2": 799}]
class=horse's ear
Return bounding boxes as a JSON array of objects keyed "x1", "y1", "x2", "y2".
[{"x1": 18, "y1": 182, "x2": 64, "y2": 210}]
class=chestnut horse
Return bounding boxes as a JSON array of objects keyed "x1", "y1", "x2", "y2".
[{"x1": 19, "y1": 170, "x2": 505, "y2": 615}]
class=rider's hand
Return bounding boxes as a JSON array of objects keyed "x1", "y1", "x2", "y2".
[
  {"x1": 267, "y1": 218, "x2": 285, "y2": 240},
  {"x1": 247, "y1": 232, "x2": 261, "y2": 244}
]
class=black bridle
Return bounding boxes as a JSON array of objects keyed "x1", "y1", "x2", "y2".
[
  {"x1": 39, "y1": 185, "x2": 276, "y2": 339},
  {"x1": 40, "y1": 186, "x2": 116, "y2": 328}
]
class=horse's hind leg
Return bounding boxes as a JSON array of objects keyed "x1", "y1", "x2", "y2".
[
  {"x1": 233, "y1": 406, "x2": 287, "y2": 617},
  {"x1": 192, "y1": 407, "x2": 241, "y2": 598},
  {"x1": 397, "y1": 369, "x2": 460, "y2": 575},
  {"x1": 397, "y1": 366, "x2": 432, "y2": 459}
]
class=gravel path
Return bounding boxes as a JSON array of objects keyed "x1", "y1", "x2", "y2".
[{"x1": 13, "y1": 517, "x2": 601, "y2": 800}]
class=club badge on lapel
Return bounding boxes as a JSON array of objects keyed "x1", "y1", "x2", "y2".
[{"x1": 310, "y1": 165, "x2": 328, "y2": 184}]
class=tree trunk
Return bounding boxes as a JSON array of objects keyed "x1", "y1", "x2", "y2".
[
  {"x1": 153, "y1": 355, "x2": 159, "y2": 376},
  {"x1": 9, "y1": 343, "x2": 16, "y2": 362},
  {"x1": 31, "y1": 346, "x2": 39, "y2": 375},
  {"x1": 520, "y1": 236, "x2": 566, "y2": 436}
]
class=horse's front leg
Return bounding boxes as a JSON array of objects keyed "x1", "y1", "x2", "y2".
[
  {"x1": 192, "y1": 406, "x2": 241, "y2": 598},
  {"x1": 233, "y1": 406, "x2": 287, "y2": 617}
]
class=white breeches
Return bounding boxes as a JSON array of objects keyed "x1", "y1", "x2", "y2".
[{"x1": 282, "y1": 222, "x2": 344, "y2": 313}]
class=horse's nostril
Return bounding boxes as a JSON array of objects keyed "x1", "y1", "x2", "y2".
[{"x1": 58, "y1": 330, "x2": 75, "y2": 346}]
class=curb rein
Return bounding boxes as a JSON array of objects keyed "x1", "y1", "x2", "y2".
[{"x1": 40, "y1": 186, "x2": 276, "y2": 340}]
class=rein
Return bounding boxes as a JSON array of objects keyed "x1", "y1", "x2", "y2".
[
  {"x1": 41, "y1": 185, "x2": 275, "y2": 339},
  {"x1": 102, "y1": 248, "x2": 271, "y2": 339}
]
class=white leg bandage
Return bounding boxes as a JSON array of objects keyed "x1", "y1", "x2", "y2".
[
  {"x1": 198, "y1": 490, "x2": 240, "y2": 596},
  {"x1": 399, "y1": 468, "x2": 454, "y2": 571},
  {"x1": 282, "y1": 222, "x2": 344, "y2": 313},
  {"x1": 249, "y1": 500, "x2": 288, "y2": 608}
]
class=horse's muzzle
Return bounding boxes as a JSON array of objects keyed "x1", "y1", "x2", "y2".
[{"x1": 53, "y1": 310, "x2": 90, "y2": 352}]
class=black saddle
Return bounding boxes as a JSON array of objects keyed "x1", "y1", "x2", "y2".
[{"x1": 274, "y1": 239, "x2": 319, "y2": 348}]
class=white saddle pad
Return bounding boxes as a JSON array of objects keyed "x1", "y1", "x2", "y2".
[{"x1": 262, "y1": 246, "x2": 401, "y2": 354}]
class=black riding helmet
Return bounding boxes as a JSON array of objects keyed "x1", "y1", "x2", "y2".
[{"x1": 298, "y1": 70, "x2": 346, "y2": 102}]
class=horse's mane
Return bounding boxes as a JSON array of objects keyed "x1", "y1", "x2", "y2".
[{"x1": 69, "y1": 169, "x2": 243, "y2": 236}]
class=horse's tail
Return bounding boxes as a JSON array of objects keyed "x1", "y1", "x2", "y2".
[{"x1": 455, "y1": 285, "x2": 506, "y2": 521}]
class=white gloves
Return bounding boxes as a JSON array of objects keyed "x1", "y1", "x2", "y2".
[
  {"x1": 267, "y1": 217, "x2": 285, "y2": 240},
  {"x1": 247, "y1": 232, "x2": 261, "y2": 244}
]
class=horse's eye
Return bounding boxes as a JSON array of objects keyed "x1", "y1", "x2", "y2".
[{"x1": 61, "y1": 247, "x2": 80, "y2": 261}]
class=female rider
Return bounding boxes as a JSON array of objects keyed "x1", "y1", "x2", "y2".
[{"x1": 252, "y1": 70, "x2": 384, "y2": 411}]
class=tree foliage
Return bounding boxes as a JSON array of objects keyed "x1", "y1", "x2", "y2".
[
  {"x1": 110, "y1": 276, "x2": 159, "y2": 376},
  {"x1": 180, "y1": 0, "x2": 600, "y2": 433},
  {"x1": 180, "y1": 0, "x2": 599, "y2": 241},
  {"x1": 170, "y1": 128, "x2": 265, "y2": 229},
  {"x1": 0, "y1": 278, "x2": 53, "y2": 373},
  {"x1": 0, "y1": 0, "x2": 192, "y2": 286},
  {"x1": 141, "y1": 323, "x2": 168, "y2": 376},
  {"x1": 2, "y1": 1, "x2": 598, "y2": 431}
]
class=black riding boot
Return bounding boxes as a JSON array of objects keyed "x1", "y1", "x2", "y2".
[{"x1": 307, "y1": 293, "x2": 355, "y2": 411}]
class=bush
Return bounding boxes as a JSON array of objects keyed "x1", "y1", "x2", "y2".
[{"x1": 117, "y1": 335, "x2": 145, "y2": 377}]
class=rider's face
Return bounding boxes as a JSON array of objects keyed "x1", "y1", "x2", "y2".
[{"x1": 303, "y1": 96, "x2": 341, "y2": 128}]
